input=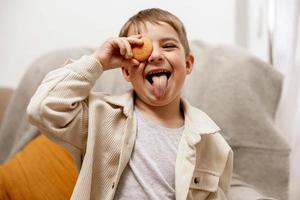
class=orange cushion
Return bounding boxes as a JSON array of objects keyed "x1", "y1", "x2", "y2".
[{"x1": 0, "y1": 134, "x2": 78, "y2": 200}]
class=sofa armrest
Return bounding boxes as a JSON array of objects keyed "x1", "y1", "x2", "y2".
[{"x1": 230, "y1": 174, "x2": 278, "y2": 200}]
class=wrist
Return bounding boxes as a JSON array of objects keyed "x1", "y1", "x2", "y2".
[{"x1": 92, "y1": 52, "x2": 108, "y2": 71}]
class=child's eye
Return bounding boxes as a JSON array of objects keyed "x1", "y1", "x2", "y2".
[{"x1": 163, "y1": 43, "x2": 177, "y2": 48}]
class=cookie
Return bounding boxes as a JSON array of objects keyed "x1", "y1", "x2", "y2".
[{"x1": 132, "y1": 37, "x2": 153, "y2": 62}]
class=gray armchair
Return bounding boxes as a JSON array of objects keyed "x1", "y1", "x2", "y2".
[{"x1": 0, "y1": 41, "x2": 290, "y2": 200}]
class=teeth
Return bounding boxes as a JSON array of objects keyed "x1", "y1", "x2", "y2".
[
  {"x1": 148, "y1": 70, "x2": 169, "y2": 75},
  {"x1": 146, "y1": 69, "x2": 171, "y2": 84}
]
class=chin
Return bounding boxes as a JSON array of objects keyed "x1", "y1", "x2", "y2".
[
  {"x1": 146, "y1": 95, "x2": 178, "y2": 107},
  {"x1": 134, "y1": 88, "x2": 181, "y2": 107},
  {"x1": 148, "y1": 100, "x2": 169, "y2": 107}
]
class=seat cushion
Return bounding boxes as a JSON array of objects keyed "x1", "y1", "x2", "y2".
[{"x1": 0, "y1": 134, "x2": 77, "y2": 200}]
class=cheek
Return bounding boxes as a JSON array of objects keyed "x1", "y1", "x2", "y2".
[
  {"x1": 168, "y1": 52, "x2": 186, "y2": 64},
  {"x1": 129, "y1": 68, "x2": 144, "y2": 83}
]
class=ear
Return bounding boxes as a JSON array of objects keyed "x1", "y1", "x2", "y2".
[
  {"x1": 121, "y1": 67, "x2": 131, "y2": 82},
  {"x1": 185, "y1": 53, "x2": 194, "y2": 74}
]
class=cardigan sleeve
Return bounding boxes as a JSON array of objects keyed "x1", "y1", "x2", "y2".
[
  {"x1": 219, "y1": 148, "x2": 233, "y2": 197},
  {"x1": 27, "y1": 55, "x2": 103, "y2": 153}
]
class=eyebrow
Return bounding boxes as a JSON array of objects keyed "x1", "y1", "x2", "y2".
[{"x1": 159, "y1": 37, "x2": 180, "y2": 43}]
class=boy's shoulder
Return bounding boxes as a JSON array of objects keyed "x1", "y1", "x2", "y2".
[
  {"x1": 90, "y1": 90, "x2": 133, "y2": 104},
  {"x1": 181, "y1": 98, "x2": 231, "y2": 151},
  {"x1": 181, "y1": 98, "x2": 221, "y2": 134}
]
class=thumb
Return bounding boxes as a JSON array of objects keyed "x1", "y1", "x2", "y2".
[{"x1": 121, "y1": 58, "x2": 140, "y2": 68}]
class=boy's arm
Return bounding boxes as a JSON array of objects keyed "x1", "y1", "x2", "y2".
[
  {"x1": 26, "y1": 35, "x2": 143, "y2": 152},
  {"x1": 26, "y1": 55, "x2": 103, "y2": 151}
]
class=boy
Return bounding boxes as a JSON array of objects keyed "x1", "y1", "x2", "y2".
[{"x1": 27, "y1": 8, "x2": 232, "y2": 200}]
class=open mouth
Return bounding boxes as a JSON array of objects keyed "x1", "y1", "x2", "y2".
[{"x1": 145, "y1": 70, "x2": 172, "y2": 84}]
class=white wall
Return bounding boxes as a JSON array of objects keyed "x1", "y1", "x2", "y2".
[{"x1": 0, "y1": 0, "x2": 236, "y2": 88}]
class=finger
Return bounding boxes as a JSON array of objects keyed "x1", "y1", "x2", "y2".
[
  {"x1": 115, "y1": 39, "x2": 127, "y2": 57},
  {"x1": 131, "y1": 58, "x2": 140, "y2": 66},
  {"x1": 120, "y1": 38, "x2": 133, "y2": 59},
  {"x1": 126, "y1": 36, "x2": 144, "y2": 46},
  {"x1": 127, "y1": 34, "x2": 142, "y2": 39},
  {"x1": 121, "y1": 58, "x2": 140, "y2": 68},
  {"x1": 137, "y1": 61, "x2": 145, "y2": 69},
  {"x1": 110, "y1": 38, "x2": 125, "y2": 57}
]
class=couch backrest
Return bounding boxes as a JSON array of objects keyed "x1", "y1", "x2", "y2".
[{"x1": 185, "y1": 41, "x2": 289, "y2": 149}]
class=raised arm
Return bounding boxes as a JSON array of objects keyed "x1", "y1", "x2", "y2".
[{"x1": 27, "y1": 35, "x2": 143, "y2": 153}]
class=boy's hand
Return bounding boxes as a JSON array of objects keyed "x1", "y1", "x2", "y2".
[{"x1": 92, "y1": 35, "x2": 143, "y2": 71}]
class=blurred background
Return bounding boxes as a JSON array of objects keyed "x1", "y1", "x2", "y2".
[
  {"x1": 0, "y1": 0, "x2": 299, "y2": 199},
  {"x1": 0, "y1": 0, "x2": 272, "y2": 88}
]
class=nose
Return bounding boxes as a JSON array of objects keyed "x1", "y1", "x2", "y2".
[{"x1": 148, "y1": 46, "x2": 163, "y2": 64}]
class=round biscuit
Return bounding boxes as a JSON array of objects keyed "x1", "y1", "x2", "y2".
[{"x1": 132, "y1": 37, "x2": 153, "y2": 62}]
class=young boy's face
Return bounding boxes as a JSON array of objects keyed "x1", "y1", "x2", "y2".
[{"x1": 122, "y1": 21, "x2": 194, "y2": 107}]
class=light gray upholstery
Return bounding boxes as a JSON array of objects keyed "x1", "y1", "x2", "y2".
[
  {"x1": 0, "y1": 47, "x2": 94, "y2": 162},
  {"x1": 0, "y1": 87, "x2": 14, "y2": 125},
  {"x1": 0, "y1": 41, "x2": 290, "y2": 200}
]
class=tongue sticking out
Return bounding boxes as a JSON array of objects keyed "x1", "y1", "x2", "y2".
[{"x1": 152, "y1": 75, "x2": 168, "y2": 99}]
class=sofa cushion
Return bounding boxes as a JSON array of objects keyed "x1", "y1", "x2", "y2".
[{"x1": 0, "y1": 134, "x2": 77, "y2": 200}]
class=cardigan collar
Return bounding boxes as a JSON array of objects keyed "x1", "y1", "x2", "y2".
[{"x1": 103, "y1": 90, "x2": 220, "y2": 135}]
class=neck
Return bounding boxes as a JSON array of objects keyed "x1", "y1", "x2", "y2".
[{"x1": 135, "y1": 96, "x2": 184, "y2": 128}]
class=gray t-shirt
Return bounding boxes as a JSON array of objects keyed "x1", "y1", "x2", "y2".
[{"x1": 114, "y1": 108, "x2": 184, "y2": 200}]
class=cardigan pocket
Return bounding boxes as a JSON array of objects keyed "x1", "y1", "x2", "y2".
[{"x1": 187, "y1": 170, "x2": 220, "y2": 200}]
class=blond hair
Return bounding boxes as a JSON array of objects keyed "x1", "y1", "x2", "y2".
[{"x1": 119, "y1": 8, "x2": 190, "y2": 55}]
